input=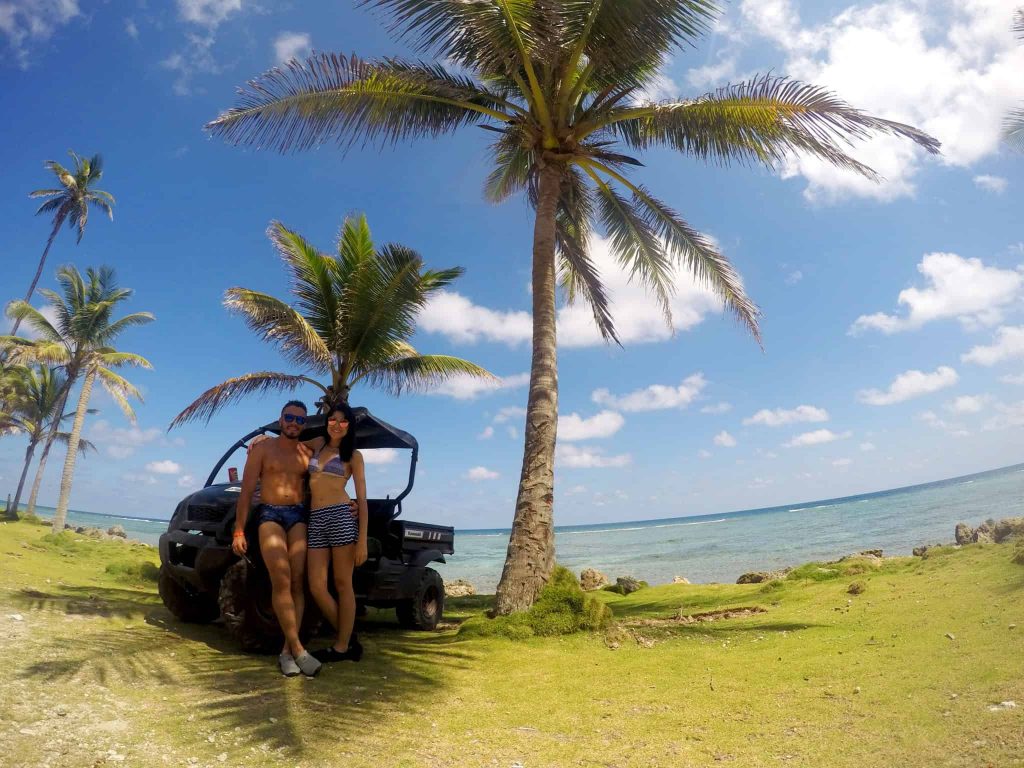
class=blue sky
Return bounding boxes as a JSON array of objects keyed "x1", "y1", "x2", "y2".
[{"x1": 2, "y1": 0, "x2": 1023, "y2": 531}]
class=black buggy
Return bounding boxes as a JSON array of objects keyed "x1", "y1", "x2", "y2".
[{"x1": 157, "y1": 408, "x2": 454, "y2": 652}]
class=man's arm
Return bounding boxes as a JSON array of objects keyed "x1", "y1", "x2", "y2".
[{"x1": 233, "y1": 441, "x2": 264, "y2": 554}]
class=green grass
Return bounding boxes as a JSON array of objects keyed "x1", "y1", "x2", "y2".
[{"x1": 1, "y1": 519, "x2": 1022, "y2": 768}]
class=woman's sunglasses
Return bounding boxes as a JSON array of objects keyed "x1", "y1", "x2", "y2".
[
  {"x1": 327, "y1": 417, "x2": 349, "y2": 425},
  {"x1": 282, "y1": 414, "x2": 307, "y2": 424}
]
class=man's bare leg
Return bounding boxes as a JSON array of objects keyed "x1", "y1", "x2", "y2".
[
  {"x1": 284, "y1": 523, "x2": 308, "y2": 654},
  {"x1": 259, "y1": 522, "x2": 303, "y2": 658}
]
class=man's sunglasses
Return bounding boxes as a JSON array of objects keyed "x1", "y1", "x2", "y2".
[{"x1": 282, "y1": 414, "x2": 307, "y2": 425}]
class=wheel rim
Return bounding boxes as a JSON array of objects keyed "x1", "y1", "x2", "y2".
[{"x1": 423, "y1": 586, "x2": 439, "y2": 619}]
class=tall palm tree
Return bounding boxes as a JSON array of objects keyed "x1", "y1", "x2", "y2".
[
  {"x1": 171, "y1": 215, "x2": 492, "y2": 426},
  {"x1": 205, "y1": 0, "x2": 940, "y2": 613},
  {"x1": 10, "y1": 152, "x2": 115, "y2": 340},
  {"x1": 3, "y1": 366, "x2": 95, "y2": 521},
  {"x1": 3, "y1": 266, "x2": 153, "y2": 531},
  {"x1": 1006, "y1": 9, "x2": 1024, "y2": 150}
]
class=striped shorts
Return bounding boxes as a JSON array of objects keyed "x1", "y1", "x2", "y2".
[{"x1": 307, "y1": 503, "x2": 359, "y2": 549}]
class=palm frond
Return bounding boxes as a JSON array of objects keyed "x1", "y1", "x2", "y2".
[
  {"x1": 170, "y1": 372, "x2": 327, "y2": 428},
  {"x1": 596, "y1": 76, "x2": 941, "y2": 174},
  {"x1": 589, "y1": 173, "x2": 674, "y2": 328},
  {"x1": 94, "y1": 350, "x2": 153, "y2": 369},
  {"x1": 1015, "y1": 8, "x2": 1024, "y2": 39},
  {"x1": 224, "y1": 289, "x2": 332, "y2": 373},
  {"x1": 95, "y1": 312, "x2": 155, "y2": 345},
  {"x1": 206, "y1": 54, "x2": 512, "y2": 153},
  {"x1": 95, "y1": 367, "x2": 144, "y2": 422},
  {"x1": 554, "y1": 167, "x2": 618, "y2": 344},
  {"x1": 484, "y1": 126, "x2": 535, "y2": 203},
  {"x1": 267, "y1": 221, "x2": 342, "y2": 347},
  {"x1": 54, "y1": 432, "x2": 97, "y2": 455},
  {"x1": 29, "y1": 189, "x2": 64, "y2": 199},
  {"x1": 4, "y1": 301, "x2": 63, "y2": 343},
  {"x1": 358, "y1": 353, "x2": 495, "y2": 396},
  {"x1": 1005, "y1": 107, "x2": 1024, "y2": 151}
]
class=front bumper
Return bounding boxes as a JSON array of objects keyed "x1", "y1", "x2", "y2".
[{"x1": 159, "y1": 530, "x2": 235, "y2": 592}]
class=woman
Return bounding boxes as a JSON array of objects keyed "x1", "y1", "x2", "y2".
[{"x1": 305, "y1": 402, "x2": 369, "y2": 662}]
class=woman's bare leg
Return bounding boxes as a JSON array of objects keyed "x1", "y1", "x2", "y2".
[
  {"x1": 307, "y1": 546, "x2": 338, "y2": 629},
  {"x1": 331, "y1": 544, "x2": 357, "y2": 652}
]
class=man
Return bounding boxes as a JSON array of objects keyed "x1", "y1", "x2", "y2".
[{"x1": 232, "y1": 400, "x2": 321, "y2": 677}]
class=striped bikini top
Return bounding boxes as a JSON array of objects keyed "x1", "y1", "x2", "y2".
[{"x1": 309, "y1": 449, "x2": 347, "y2": 479}]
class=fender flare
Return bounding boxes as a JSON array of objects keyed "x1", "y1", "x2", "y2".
[{"x1": 408, "y1": 549, "x2": 446, "y2": 568}]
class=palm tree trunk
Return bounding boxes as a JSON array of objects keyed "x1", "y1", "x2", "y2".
[
  {"x1": 7, "y1": 438, "x2": 38, "y2": 521},
  {"x1": 26, "y1": 373, "x2": 74, "y2": 516},
  {"x1": 52, "y1": 365, "x2": 95, "y2": 532},
  {"x1": 9, "y1": 215, "x2": 64, "y2": 339},
  {"x1": 493, "y1": 161, "x2": 564, "y2": 615}
]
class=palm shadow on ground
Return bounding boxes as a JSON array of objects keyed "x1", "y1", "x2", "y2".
[{"x1": 11, "y1": 581, "x2": 479, "y2": 757}]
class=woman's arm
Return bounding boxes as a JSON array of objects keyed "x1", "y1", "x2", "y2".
[{"x1": 351, "y1": 450, "x2": 369, "y2": 566}]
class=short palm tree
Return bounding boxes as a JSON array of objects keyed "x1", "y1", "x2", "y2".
[
  {"x1": 205, "y1": 0, "x2": 940, "y2": 613},
  {"x1": 1006, "y1": 9, "x2": 1024, "y2": 149},
  {"x1": 171, "y1": 215, "x2": 492, "y2": 426},
  {"x1": 10, "y1": 152, "x2": 115, "y2": 339},
  {"x1": 3, "y1": 266, "x2": 153, "y2": 531},
  {"x1": 3, "y1": 366, "x2": 95, "y2": 520}
]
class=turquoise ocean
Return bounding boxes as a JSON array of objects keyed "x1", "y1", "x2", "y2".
[{"x1": 34, "y1": 462, "x2": 1024, "y2": 592}]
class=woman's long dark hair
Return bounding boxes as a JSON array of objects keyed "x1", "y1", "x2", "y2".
[{"x1": 325, "y1": 402, "x2": 356, "y2": 462}]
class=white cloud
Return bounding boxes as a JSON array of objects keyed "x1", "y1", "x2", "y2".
[
  {"x1": 832, "y1": 458, "x2": 853, "y2": 467},
  {"x1": 739, "y1": 0, "x2": 1024, "y2": 203},
  {"x1": 418, "y1": 291, "x2": 532, "y2": 346},
  {"x1": 122, "y1": 472, "x2": 157, "y2": 486},
  {"x1": 465, "y1": 466, "x2": 499, "y2": 481},
  {"x1": 493, "y1": 406, "x2": 526, "y2": 424},
  {"x1": 273, "y1": 31, "x2": 311, "y2": 64},
  {"x1": 850, "y1": 253, "x2": 1023, "y2": 334},
  {"x1": 124, "y1": 19, "x2": 139, "y2": 39},
  {"x1": 565, "y1": 484, "x2": 587, "y2": 495},
  {"x1": 556, "y1": 444, "x2": 631, "y2": 469},
  {"x1": 0, "y1": 0, "x2": 80, "y2": 67},
  {"x1": 984, "y1": 401, "x2": 1024, "y2": 430},
  {"x1": 559, "y1": 411, "x2": 625, "y2": 441},
  {"x1": 478, "y1": 426, "x2": 494, "y2": 440},
  {"x1": 974, "y1": 175, "x2": 1008, "y2": 194},
  {"x1": 177, "y1": 474, "x2": 196, "y2": 489},
  {"x1": 698, "y1": 449, "x2": 712, "y2": 459},
  {"x1": 784, "y1": 270, "x2": 804, "y2": 285},
  {"x1": 713, "y1": 430, "x2": 737, "y2": 447},
  {"x1": 784, "y1": 429, "x2": 852, "y2": 448},
  {"x1": 89, "y1": 420, "x2": 162, "y2": 459},
  {"x1": 946, "y1": 394, "x2": 989, "y2": 414},
  {"x1": 962, "y1": 326, "x2": 1024, "y2": 366},
  {"x1": 591, "y1": 373, "x2": 707, "y2": 412},
  {"x1": 146, "y1": 460, "x2": 182, "y2": 475},
  {"x1": 699, "y1": 401, "x2": 732, "y2": 414},
  {"x1": 422, "y1": 234, "x2": 739, "y2": 350},
  {"x1": 427, "y1": 372, "x2": 529, "y2": 400},
  {"x1": 686, "y1": 52, "x2": 740, "y2": 88},
  {"x1": 362, "y1": 448, "x2": 397, "y2": 465},
  {"x1": 177, "y1": 0, "x2": 241, "y2": 26},
  {"x1": 859, "y1": 442, "x2": 876, "y2": 452},
  {"x1": 1000, "y1": 373, "x2": 1024, "y2": 384},
  {"x1": 743, "y1": 404, "x2": 829, "y2": 427},
  {"x1": 857, "y1": 366, "x2": 959, "y2": 406}
]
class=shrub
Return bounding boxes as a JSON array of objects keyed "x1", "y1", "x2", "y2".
[
  {"x1": 759, "y1": 579, "x2": 786, "y2": 593},
  {"x1": 788, "y1": 556, "x2": 882, "y2": 582},
  {"x1": 20, "y1": 512, "x2": 47, "y2": 526},
  {"x1": 459, "y1": 566, "x2": 613, "y2": 640},
  {"x1": 847, "y1": 581, "x2": 867, "y2": 595},
  {"x1": 105, "y1": 560, "x2": 160, "y2": 583},
  {"x1": 1013, "y1": 542, "x2": 1024, "y2": 566}
]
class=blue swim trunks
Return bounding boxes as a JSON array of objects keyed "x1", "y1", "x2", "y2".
[{"x1": 255, "y1": 503, "x2": 307, "y2": 531}]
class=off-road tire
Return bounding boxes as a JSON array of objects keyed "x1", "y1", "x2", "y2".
[
  {"x1": 158, "y1": 565, "x2": 219, "y2": 624},
  {"x1": 396, "y1": 568, "x2": 444, "y2": 630},
  {"x1": 218, "y1": 559, "x2": 322, "y2": 653}
]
